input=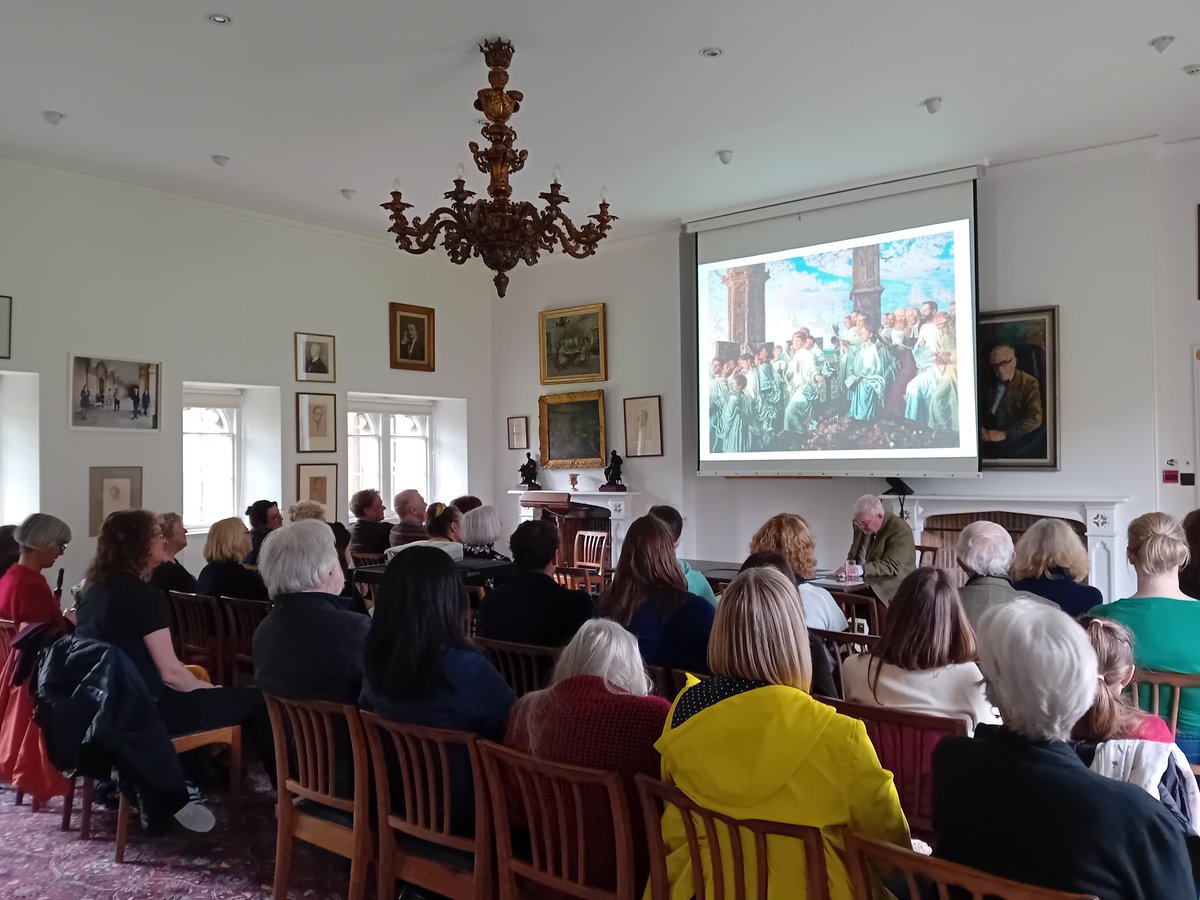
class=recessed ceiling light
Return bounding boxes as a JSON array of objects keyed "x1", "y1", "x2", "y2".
[
  {"x1": 698, "y1": 47, "x2": 723, "y2": 58},
  {"x1": 207, "y1": 13, "x2": 232, "y2": 25},
  {"x1": 1148, "y1": 35, "x2": 1175, "y2": 54},
  {"x1": 42, "y1": 110, "x2": 65, "y2": 126},
  {"x1": 1185, "y1": 64, "x2": 1200, "y2": 76}
]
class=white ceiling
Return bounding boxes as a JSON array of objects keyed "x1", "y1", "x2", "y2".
[{"x1": 3, "y1": 1, "x2": 1200, "y2": 241}]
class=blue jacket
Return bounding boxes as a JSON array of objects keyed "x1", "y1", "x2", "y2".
[{"x1": 1012, "y1": 567, "x2": 1103, "y2": 617}]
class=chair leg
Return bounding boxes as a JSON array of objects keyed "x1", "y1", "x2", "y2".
[
  {"x1": 229, "y1": 728, "x2": 242, "y2": 810},
  {"x1": 31, "y1": 796, "x2": 41, "y2": 813},
  {"x1": 272, "y1": 800, "x2": 295, "y2": 900},
  {"x1": 80, "y1": 779, "x2": 94, "y2": 840},
  {"x1": 348, "y1": 856, "x2": 368, "y2": 900},
  {"x1": 115, "y1": 793, "x2": 130, "y2": 863},
  {"x1": 376, "y1": 841, "x2": 394, "y2": 900},
  {"x1": 14, "y1": 790, "x2": 23, "y2": 806},
  {"x1": 61, "y1": 777, "x2": 76, "y2": 831}
]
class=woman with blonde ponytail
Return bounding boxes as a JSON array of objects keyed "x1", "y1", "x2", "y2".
[{"x1": 1089, "y1": 512, "x2": 1200, "y2": 760}]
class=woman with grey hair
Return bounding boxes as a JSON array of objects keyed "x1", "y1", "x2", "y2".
[
  {"x1": 0, "y1": 513, "x2": 72, "y2": 626},
  {"x1": 461, "y1": 505, "x2": 510, "y2": 561},
  {"x1": 932, "y1": 597, "x2": 1194, "y2": 898},
  {"x1": 150, "y1": 512, "x2": 197, "y2": 595}
]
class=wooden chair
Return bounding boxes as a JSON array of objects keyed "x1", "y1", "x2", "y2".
[
  {"x1": 360, "y1": 713, "x2": 493, "y2": 900},
  {"x1": 645, "y1": 665, "x2": 691, "y2": 701},
  {"x1": 220, "y1": 596, "x2": 271, "y2": 686},
  {"x1": 636, "y1": 775, "x2": 830, "y2": 900},
  {"x1": 349, "y1": 552, "x2": 385, "y2": 568},
  {"x1": 168, "y1": 591, "x2": 228, "y2": 685},
  {"x1": 573, "y1": 530, "x2": 609, "y2": 575},
  {"x1": 479, "y1": 740, "x2": 637, "y2": 900},
  {"x1": 475, "y1": 637, "x2": 562, "y2": 696},
  {"x1": 1130, "y1": 668, "x2": 1200, "y2": 774},
  {"x1": 844, "y1": 830, "x2": 1098, "y2": 900},
  {"x1": 264, "y1": 695, "x2": 373, "y2": 900},
  {"x1": 809, "y1": 629, "x2": 880, "y2": 695},
  {"x1": 823, "y1": 698, "x2": 966, "y2": 839},
  {"x1": 915, "y1": 544, "x2": 938, "y2": 568},
  {"x1": 350, "y1": 554, "x2": 385, "y2": 610},
  {"x1": 554, "y1": 565, "x2": 604, "y2": 595},
  {"x1": 829, "y1": 589, "x2": 884, "y2": 635}
]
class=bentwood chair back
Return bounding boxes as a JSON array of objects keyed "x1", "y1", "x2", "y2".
[
  {"x1": 822, "y1": 698, "x2": 966, "y2": 839},
  {"x1": 843, "y1": 830, "x2": 1098, "y2": 899},
  {"x1": 168, "y1": 591, "x2": 228, "y2": 684},
  {"x1": 361, "y1": 713, "x2": 493, "y2": 900},
  {"x1": 635, "y1": 774, "x2": 830, "y2": 900},
  {"x1": 264, "y1": 695, "x2": 372, "y2": 900},
  {"x1": 220, "y1": 596, "x2": 271, "y2": 686},
  {"x1": 475, "y1": 637, "x2": 562, "y2": 696},
  {"x1": 1130, "y1": 668, "x2": 1200, "y2": 774},
  {"x1": 573, "y1": 531, "x2": 609, "y2": 575},
  {"x1": 480, "y1": 740, "x2": 638, "y2": 900},
  {"x1": 808, "y1": 629, "x2": 881, "y2": 696}
]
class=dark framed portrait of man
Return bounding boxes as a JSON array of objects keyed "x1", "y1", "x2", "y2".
[
  {"x1": 977, "y1": 306, "x2": 1059, "y2": 469},
  {"x1": 389, "y1": 302, "x2": 435, "y2": 372},
  {"x1": 294, "y1": 331, "x2": 336, "y2": 382}
]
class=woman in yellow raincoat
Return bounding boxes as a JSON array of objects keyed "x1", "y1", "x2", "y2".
[{"x1": 654, "y1": 566, "x2": 910, "y2": 899}]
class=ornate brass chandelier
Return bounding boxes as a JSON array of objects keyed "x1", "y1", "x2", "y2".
[{"x1": 381, "y1": 39, "x2": 616, "y2": 298}]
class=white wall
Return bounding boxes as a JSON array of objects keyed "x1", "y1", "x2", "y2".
[
  {"x1": 0, "y1": 157, "x2": 493, "y2": 589},
  {"x1": 0, "y1": 371, "x2": 41, "y2": 523}
]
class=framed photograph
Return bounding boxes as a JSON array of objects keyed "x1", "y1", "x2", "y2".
[
  {"x1": 0, "y1": 295, "x2": 10, "y2": 359},
  {"x1": 977, "y1": 306, "x2": 1059, "y2": 470},
  {"x1": 297, "y1": 463, "x2": 338, "y2": 509},
  {"x1": 70, "y1": 354, "x2": 161, "y2": 432},
  {"x1": 539, "y1": 303, "x2": 607, "y2": 385},
  {"x1": 389, "y1": 302, "x2": 435, "y2": 372},
  {"x1": 507, "y1": 415, "x2": 529, "y2": 450},
  {"x1": 295, "y1": 331, "x2": 335, "y2": 382},
  {"x1": 296, "y1": 392, "x2": 337, "y2": 453},
  {"x1": 624, "y1": 395, "x2": 664, "y2": 458},
  {"x1": 88, "y1": 466, "x2": 142, "y2": 536},
  {"x1": 539, "y1": 390, "x2": 607, "y2": 469}
]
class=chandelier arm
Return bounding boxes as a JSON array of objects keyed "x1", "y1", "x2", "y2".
[
  {"x1": 540, "y1": 206, "x2": 611, "y2": 258},
  {"x1": 389, "y1": 207, "x2": 469, "y2": 255}
]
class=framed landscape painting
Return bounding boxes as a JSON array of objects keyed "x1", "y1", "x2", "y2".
[
  {"x1": 539, "y1": 389, "x2": 606, "y2": 469},
  {"x1": 539, "y1": 303, "x2": 607, "y2": 385},
  {"x1": 70, "y1": 354, "x2": 161, "y2": 432},
  {"x1": 389, "y1": 302, "x2": 435, "y2": 372}
]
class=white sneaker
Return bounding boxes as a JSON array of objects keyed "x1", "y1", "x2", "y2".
[{"x1": 173, "y1": 800, "x2": 216, "y2": 833}]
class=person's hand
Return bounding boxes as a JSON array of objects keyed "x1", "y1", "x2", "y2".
[{"x1": 981, "y1": 429, "x2": 1007, "y2": 442}]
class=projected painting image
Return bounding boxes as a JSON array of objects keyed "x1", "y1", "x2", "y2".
[{"x1": 701, "y1": 225, "x2": 968, "y2": 456}]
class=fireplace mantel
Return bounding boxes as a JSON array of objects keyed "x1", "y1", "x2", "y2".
[
  {"x1": 507, "y1": 490, "x2": 641, "y2": 562},
  {"x1": 882, "y1": 494, "x2": 1130, "y2": 602}
]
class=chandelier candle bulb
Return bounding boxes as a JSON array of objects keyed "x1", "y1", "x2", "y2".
[
  {"x1": 553, "y1": 165, "x2": 561, "y2": 184},
  {"x1": 456, "y1": 162, "x2": 465, "y2": 180}
]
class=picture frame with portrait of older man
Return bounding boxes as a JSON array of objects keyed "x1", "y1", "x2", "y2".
[
  {"x1": 294, "y1": 331, "x2": 335, "y2": 382},
  {"x1": 976, "y1": 306, "x2": 1059, "y2": 470}
]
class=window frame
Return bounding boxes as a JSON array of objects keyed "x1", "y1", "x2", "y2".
[
  {"x1": 182, "y1": 389, "x2": 243, "y2": 530},
  {"x1": 347, "y1": 397, "x2": 434, "y2": 520}
]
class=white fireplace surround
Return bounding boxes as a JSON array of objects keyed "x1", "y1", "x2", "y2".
[{"x1": 882, "y1": 494, "x2": 1130, "y2": 603}]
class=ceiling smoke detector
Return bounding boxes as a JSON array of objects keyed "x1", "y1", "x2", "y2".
[
  {"x1": 1148, "y1": 35, "x2": 1175, "y2": 54},
  {"x1": 1184, "y1": 64, "x2": 1200, "y2": 76},
  {"x1": 716, "y1": 149, "x2": 733, "y2": 165},
  {"x1": 340, "y1": 188, "x2": 356, "y2": 200},
  {"x1": 920, "y1": 96, "x2": 943, "y2": 115},
  {"x1": 211, "y1": 154, "x2": 229, "y2": 167},
  {"x1": 42, "y1": 110, "x2": 65, "y2": 126},
  {"x1": 207, "y1": 13, "x2": 232, "y2": 24},
  {"x1": 698, "y1": 47, "x2": 724, "y2": 58}
]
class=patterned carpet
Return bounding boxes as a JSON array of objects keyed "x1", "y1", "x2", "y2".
[{"x1": 0, "y1": 779, "x2": 355, "y2": 899}]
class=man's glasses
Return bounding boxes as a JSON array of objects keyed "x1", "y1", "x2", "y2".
[{"x1": 991, "y1": 357, "x2": 1016, "y2": 369}]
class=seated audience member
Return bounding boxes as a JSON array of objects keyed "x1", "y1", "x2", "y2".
[
  {"x1": 0, "y1": 513, "x2": 72, "y2": 626},
  {"x1": 647, "y1": 504, "x2": 717, "y2": 607},
  {"x1": 149, "y1": 512, "x2": 197, "y2": 595},
  {"x1": 450, "y1": 495, "x2": 483, "y2": 515},
  {"x1": 835, "y1": 494, "x2": 916, "y2": 603},
  {"x1": 196, "y1": 517, "x2": 270, "y2": 601},
  {"x1": 1089, "y1": 512, "x2": 1200, "y2": 762},
  {"x1": 1178, "y1": 508, "x2": 1200, "y2": 599},
  {"x1": 657, "y1": 567, "x2": 909, "y2": 900},
  {"x1": 75, "y1": 510, "x2": 274, "y2": 832},
  {"x1": 600, "y1": 515, "x2": 714, "y2": 675},
  {"x1": 505, "y1": 619, "x2": 668, "y2": 887},
  {"x1": 0, "y1": 524, "x2": 20, "y2": 577},
  {"x1": 1010, "y1": 518, "x2": 1101, "y2": 616},
  {"x1": 243, "y1": 499, "x2": 283, "y2": 566},
  {"x1": 385, "y1": 502, "x2": 464, "y2": 561},
  {"x1": 1073, "y1": 616, "x2": 1172, "y2": 743},
  {"x1": 347, "y1": 488, "x2": 393, "y2": 556},
  {"x1": 254, "y1": 520, "x2": 369, "y2": 703},
  {"x1": 476, "y1": 520, "x2": 594, "y2": 647},
  {"x1": 749, "y1": 513, "x2": 847, "y2": 631},
  {"x1": 462, "y1": 505, "x2": 510, "y2": 561},
  {"x1": 388, "y1": 488, "x2": 429, "y2": 547},
  {"x1": 955, "y1": 520, "x2": 1022, "y2": 629},
  {"x1": 286, "y1": 499, "x2": 352, "y2": 574},
  {"x1": 932, "y1": 598, "x2": 1194, "y2": 898},
  {"x1": 842, "y1": 569, "x2": 998, "y2": 733},
  {"x1": 737, "y1": 551, "x2": 837, "y2": 699}
]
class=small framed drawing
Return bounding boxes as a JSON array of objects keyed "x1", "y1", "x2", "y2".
[
  {"x1": 70, "y1": 354, "x2": 161, "y2": 432},
  {"x1": 623, "y1": 395, "x2": 663, "y2": 458},
  {"x1": 539, "y1": 302, "x2": 607, "y2": 385},
  {"x1": 89, "y1": 466, "x2": 143, "y2": 536},
  {"x1": 507, "y1": 416, "x2": 529, "y2": 450},
  {"x1": 295, "y1": 331, "x2": 335, "y2": 382},
  {"x1": 297, "y1": 392, "x2": 337, "y2": 453},
  {"x1": 0, "y1": 295, "x2": 10, "y2": 359},
  {"x1": 539, "y1": 390, "x2": 606, "y2": 469},
  {"x1": 297, "y1": 463, "x2": 338, "y2": 510},
  {"x1": 389, "y1": 302, "x2": 436, "y2": 372}
]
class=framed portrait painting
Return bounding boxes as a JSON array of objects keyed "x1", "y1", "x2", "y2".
[
  {"x1": 296, "y1": 392, "x2": 337, "y2": 453},
  {"x1": 69, "y1": 354, "x2": 161, "y2": 432},
  {"x1": 977, "y1": 306, "x2": 1059, "y2": 470},
  {"x1": 389, "y1": 302, "x2": 435, "y2": 372},
  {"x1": 89, "y1": 466, "x2": 142, "y2": 536},
  {"x1": 295, "y1": 331, "x2": 335, "y2": 382},
  {"x1": 539, "y1": 390, "x2": 606, "y2": 469},
  {"x1": 507, "y1": 415, "x2": 529, "y2": 450},
  {"x1": 297, "y1": 463, "x2": 338, "y2": 509},
  {"x1": 539, "y1": 303, "x2": 607, "y2": 385},
  {"x1": 623, "y1": 395, "x2": 663, "y2": 458}
]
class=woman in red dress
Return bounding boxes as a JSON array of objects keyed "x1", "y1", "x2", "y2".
[{"x1": 0, "y1": 513, "x2": 74, "y2": 807}]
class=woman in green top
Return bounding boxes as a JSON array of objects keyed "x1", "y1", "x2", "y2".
[{"x1": 1088, "y1": 511, "x2": 1200, "y2": 761}]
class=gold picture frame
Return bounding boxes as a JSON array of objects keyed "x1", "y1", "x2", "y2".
[
  {"x1": 539, "y1": 389, "x2": 607, "y2": 469},
  {"x1": 538, "y1": 302, "x2": 607, "y2": 385}
]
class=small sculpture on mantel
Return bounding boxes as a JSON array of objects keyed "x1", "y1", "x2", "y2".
[
  {"x1": 568, "y1": 473, "x2": 580, "y2": 492},
  {"x1": 518, "y1": 452, "x2": 541, "y2": 491},
  {"x1": 600, "y1": 449, "x2": 626, "y2": 492}
]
